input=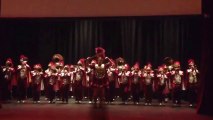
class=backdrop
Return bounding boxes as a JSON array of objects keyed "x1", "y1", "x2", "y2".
[{"x1": 0, "y1": 16, "x2": 201, "y2": 69}]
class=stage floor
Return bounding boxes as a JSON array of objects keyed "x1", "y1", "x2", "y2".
[{"x1": 0, "y1": 99, "x2": 212, "y2": 120}]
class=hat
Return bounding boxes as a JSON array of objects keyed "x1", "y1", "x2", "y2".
[
  {"x1": 95, "y1": 47, "x2": 105, "y2": 54},
  {"x1": 91, "y1": 60, "x2": 97, "y2": 64},
  {"x1": 158, "y1": 66, "x2": 164, "y2": 72},
  {"x1": 133, "y1": 62, "x2": 140, "y2": 70},
  {"x1": 173, "y1": 61, "x2": 180, "y2": 69},
  {"x1": 34, "y1": 64, "x2": 42, "y2": 69},
  {"x1": 70, "y1": 65, "x2": 74, "y2": 68},
  {"x1": 95, "y1": 47, "x2": 105, "y2": 58},
  {"x1": 188, "y1": 59, "x2": 194, "y2": 66},
  {"x1": 6, "y1": 58, "x2": 13, "y2": 64},
  {"x1": 77, "y1": 58, "x2": 85, "y2": 65},
  {"x1": 20, "y1": 55, "x2": 28, "y2": 62}
]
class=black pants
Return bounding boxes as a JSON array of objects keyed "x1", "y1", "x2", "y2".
[
  {"x1": 93, "y1": 87, "x2": 105, "y2": 104},
  {"x1": 47, "y1": 84, "x2": 55, "y2": 102},
  {"x1": 106, "y1": 81, "x2": 115, "y2": 102},
  {"x1": 132, "y1": 83, "x2": 140, "y2": 103},
  {"x1": 32, "y1": 84, "x2": 40, "y2": 101},
  {"x1": 172, "y1": 85, "x2": 182, "y2": 104},
  {"x1": 61, "y1": 84, "x2": 69, "y2": 102},
  {"x1": 120, "y1": 83, "x2": 129, "y2": 102},
  {"x1": 74, "y1": 82, "x2": 83, "y2": 101},
  {"x1": 1, "y1": 80, "x2": 12, "y2": 101},
  {"x1": 188, "y1": 85, "x2": 197, "y2": 104},
  {"x1": 144, "y1": 85, "x2": 153, "y2": 103},
  {"x1": 157, "y1": 85, "x2": 166, "y2": 103},
  {"x1": 17, "y1": 81, "x2": 27, "y2": 101}
]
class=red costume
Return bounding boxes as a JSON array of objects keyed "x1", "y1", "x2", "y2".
[
  {"x1": 142, "y1": 63, "x2": 154, "y2": 105},
  {"x1": 1, "y1": 58, "x2": 16, "y2": 101},
  {"x1": 45, "y1": 64, "x2": 58, "y2": 103},
  {"x1": 171, "y1": 61, "x2": 184, "y2": 105},
  {"x1": 16, "y1": 55, "x2": 31, "y2": 103},
  {"x1": 156, "y1": 66, "x2": 168, "y2": 105},
  {"x1": 59, "y1": 65, "x2": 71, "y2": 103},
  {"x1": 73, "y1": 59, "x2": 86, "y2": 103},
  {"x1": 31, "y1": 64, "x2": 44, "y2": 103},
  {"x1": 186, "y1": 59, "x2": 199, "y2": 107},
  {"x1": 130, "y1": 62, "x2": 142, "y2": 104},
  {"x1": 117, "y1": 64, "x2": 131, "y2": 104},
  {"x1": 87, "y1": 47, "x2": 112, "y2": 107},
  {"x1": 106, "y1": 59, "x2": 117, "y2": 104}
]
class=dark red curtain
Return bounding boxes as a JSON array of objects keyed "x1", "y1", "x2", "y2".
[{"x1": 197, "y1": 0, "x2": 213, "y2": 116}]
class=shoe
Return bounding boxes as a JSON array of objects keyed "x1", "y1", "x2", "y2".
[
  {"x1": 17, "y1": 101, "x2": 21, "y2": 103},
  {"x1": 148, "y1": 103, "x2": 152, "y2": 106},
  {"x1": 145, "y1": 103, "x2": 148, "y2": 106},
  {"x1": 88, "y1": 101, "x2": 92, "y2": 104},
  {"x1": 189, "y1": 104, "x2": 193, "y2": 107},
  {"x1": 21, "y1": 100, "x2": 25, "y2": 103},
  {"x1": 37, "y1": 101, "x2": 40, "y2": 103},
  {"x1": 159, "y1": 103, "x2": 162, "y2": 106},
  {"x1": 136, "y1": 102, "x2": 139, "y2": 105}
]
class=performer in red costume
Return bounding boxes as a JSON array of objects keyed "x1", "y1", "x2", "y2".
[
  {"x1": 16, "y1": 55, "x2": 31, "y2": 103},
  {"x1": 59, "y1": 65, "x2": 71, "y2": 103},
  {"x1": 106, "y1": 59, "x2": 117, "y2": 104},
  {"x1": 130, "y1": 62, "x2": 142, "y2": 105},
  {"x1": 45, "y1": 63, "x2": 58, "y2": 104},
  {"x1": 156, "y1": 66, "x2": 168, "y2": 106},
  {"x1": 115, "y1": 57, "x2": 126, "y2": 99},
  {"x1": 171, "y1": 61, "x2": 184, "y2": 106},
  {"x1": 85, "y1": 61, "x2": 95, "y2": 103},
  {"x1": 117, "y1": 64, "x2": 131, "y2": 104},
  {"x1": 73, "y1": 59, "x2": 86, "y2": 103},
  {"x1": 142, "y1": 63, "x2": 154, "y2": 106},
  {"x1": 186, "y1": 59, "x2": 199, "y2": 107},
  {"x1": 1, "y1": 58, "x2": 16, "y2": 101},
  {"x1": 52, "y1": 54, "x2": 64, "y2": 101},
  {"x1": 31, "y1": 64, "x2": 44, "y2": 103},
  {"x1": 87, "y1": 47, "x2": 112, "y2": 107}
]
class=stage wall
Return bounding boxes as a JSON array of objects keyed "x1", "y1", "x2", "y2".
[{"x1": 0, "y1": 0, "x2": 201, "y2": 17}]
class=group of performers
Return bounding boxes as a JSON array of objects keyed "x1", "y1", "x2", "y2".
[{"x1": 0, "y1": 47, "x2": 199, "y2": 107}]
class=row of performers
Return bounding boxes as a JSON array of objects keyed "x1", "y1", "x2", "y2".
[{"x1": 0, "y1": 49, "x2": 199, "y2": 107}]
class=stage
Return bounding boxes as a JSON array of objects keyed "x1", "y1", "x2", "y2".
[{"x1": 0, "y1": 99, "x2": 212, "y2": 120}]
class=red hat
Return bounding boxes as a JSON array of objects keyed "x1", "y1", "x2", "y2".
[
  {"x1": 158, "y1": 66, "x2": 164, "y2": 72},
  {"x1": 188, "y1": 59, "x2": 194, "y2": 66},
  {"x1": 95, "y1": 47, "x2": 105, "y2": 58},
  {"x1": 70, "y1": 65, "x2": 75, "y2": 69},
  {"x1": 34, "y1": 64, "x2": 42, "y2": 69},
  {"x1": 20, "y1": 55, "x2": 28, "y2": 62},
  {"x1": 95, "y1": 47, "x2": 105, "y2": 54},
  {"x1": 133, "y1": 62, "x2": 140, "y2": 70},
  {"x1": 147, "y1": 62, "x2": 152, "y2": 68},
  {"x1": 6, "y1": 58, "x2": 13, "y2": 64},
  {"x1": 173, "y1": 61, "x2": 180, "y2": 69},
  {"x1": 91, "y1": 60, "x2": 97, "y2": 64},
  {"x1": 77, "y1": 58, "x2": 85, "y2": 65}
]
